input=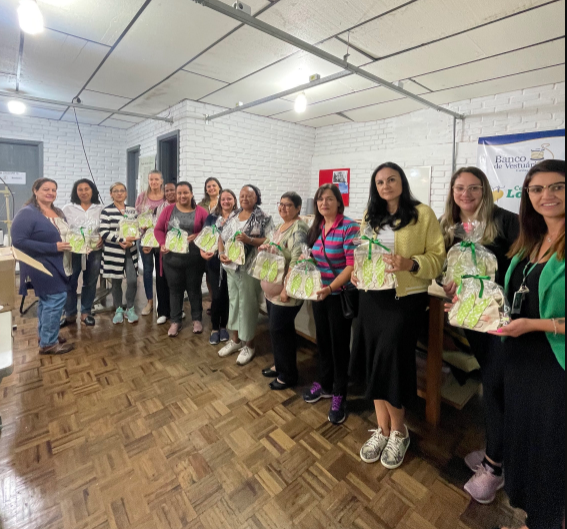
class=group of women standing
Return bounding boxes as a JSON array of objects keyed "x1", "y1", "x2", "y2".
[{"x1": 10, "y1": 159, "x2": 564, "y2": 529}]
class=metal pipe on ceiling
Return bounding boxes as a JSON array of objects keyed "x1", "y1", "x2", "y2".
[
  {"x1": 452, "y1": 117, "x2": 458, "y2": 174},
  {"x1": 206, "y1": 70, "x2": 353, "y2": 121},
  {"x1": 191, "y1": 0, "x2": 465, "y2": 121},
  {"x1": 0, "y1": 92, "x2": 175, "y2": 124}
]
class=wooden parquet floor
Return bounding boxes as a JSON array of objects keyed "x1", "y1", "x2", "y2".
[{"x1": 0, "y1": 285, "x2": 525, "y2": 529}]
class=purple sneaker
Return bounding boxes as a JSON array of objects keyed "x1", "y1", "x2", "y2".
[
  {"x1": 303, "y1": 382, "x2": 332, "y2": 404},
  {"x1": 328, "y1": 395, "x2": 347, "y2": 425},
  {"x1": 464, "y1": 463, "x2": 505, "y2": 504},
  {"x1": 465, "y1": 450, "x2": 486, "y2": 472}
]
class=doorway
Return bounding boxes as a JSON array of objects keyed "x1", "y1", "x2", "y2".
[
  {"x1": 0, "y1": 139, "x2": 43, "y2": 244},
  {"x1": 127, "y1": 146, "x2": 140, "y2": 206},
  {"x1": 157, "y1": 131, "x2": 179, "y2": 185}
]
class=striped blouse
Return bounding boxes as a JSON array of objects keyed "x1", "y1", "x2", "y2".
[
  {"x1": 311, "y1": 214, "x2": 359, "y2": 292},
  {"x1": 100, "y1": 204, "x2": 139, "y2": 280}
]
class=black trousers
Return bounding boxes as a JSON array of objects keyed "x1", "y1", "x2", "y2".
[
  {"x1": 465, "y1": 330, "x2": 506, "y2": 464},
  {"x1": 267, "y1": 300, "x2": 302, "y2": 385},
  {"x1": 155, "y1": 251, "x2": 170, "y2": 318},
  {"x1": 207, "y1": 258, "x2": 229, "y2": 331},
  {"x1": 163, "y1": 249, "x2": 206, "y2": 324},
  {"x1": 312, "y1": 295, "x2": 353, "y2": 396}
]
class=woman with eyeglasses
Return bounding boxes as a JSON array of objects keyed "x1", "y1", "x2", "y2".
[
  {"x1": 494, "y1": 160, "x2": 565, "y2": 529},
  {"x1": 100, "y1": 182, "x2": 140, "y2": 325},
  {"x1": 440, "y1": 167, "x2": 519, "y2": 505},
  {"x1": 261, "y1": 192, "x2": 309, "y2": 391}
]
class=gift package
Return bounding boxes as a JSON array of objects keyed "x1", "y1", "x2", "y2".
[
  {"x1": 449, "y1": 275, "x2": 511, "y2": 333},
  {"x1": 165, "y1": 219, "x2": 189, "y2": 254},
  {"x1": 138, "y1": 209, "x2": 156, "y2": 230},
  {"x1": 249, "y1": 243, "x2": 286, "y2": 284},
  {"x1": 195, "y1": 226, "x2": 220, "y2": 253},
  {"x1": 444, "y1": 222, "x2": 498, "y2": 287},
  {"x1": 225, "y1": 232, "x2": 246, "y2": 266},
  {"x1": 286, "y1": 246, "x2": 322, "y2": 301},
  {"x1": 354, "y1": 226, "x2": 398, "y2": 292},
  {"x1": 65, "y1": 220, "x2": 100, "y2": 254},
  {"x1": 141, "y1": 228, "x2": 160, "y2": 248},
  {"x1": 118, "y1": 216, "x2": 140, "y2": 240}
]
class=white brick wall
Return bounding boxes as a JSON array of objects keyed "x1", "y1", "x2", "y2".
[
  {"x1": 127, "y1": 101, "x2": 316, "y2": 219},
  {"x1": 0, "y1": 112, "x2": 125, "y2": 204},
  {"x1": 311, "y1": 82, "x2": 566, "y2": 219}
]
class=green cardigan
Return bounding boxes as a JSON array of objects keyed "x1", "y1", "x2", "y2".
[{"x1": 505, "y1": 253, "x2": 566, "y2": 370}]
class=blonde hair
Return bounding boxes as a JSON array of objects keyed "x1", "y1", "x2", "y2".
[
  {"x1": 146, "y1": 170, "x2": 164, "y2": 196},
  {"x1": 440, "y1": 167, "x2": 499, "y2": 248},
  {"x1": 110, "y1": 182, "x2": 127, "y2": 194}
]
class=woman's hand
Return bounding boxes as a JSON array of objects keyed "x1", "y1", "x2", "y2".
[
  {"x1": 236, "y1": 233, "x2": 251, "y2": 245},
  {"x1": 125, "y1": 236, "x2": 138, "y2": 244},
  {"x1": 161, "y1": 245, "x2": 170, "y2": 255},
  {"x1": 259, "y1": 244, "x2": 269, "y2": 252},
  {"x1": 489, "y1": 319, "x2": 535, "y2": 338},
  {"x1": 142, "y1": 247, "x2": 152, "y2": 254},
  {"x1": 443, "y1": 281, "x2": 458, "y2": 299},
  {"x1": 119, "y1": 241, "x2": 132, "y2": 250},
  {"x1": 316, "y1": 286, "x2": 333, "y2": 302},
  {"x1": 383, "y1": 254, "x2": 415, "y2": 273},
  {"x1": 445, "y1": 295, "x2": 458, "y2": 313},
  {"x1": 220, "y1": 254, "x2": 232, "y2": 265},
  {"x1": 201, "y1": 251, "x2": 215, "y2": 261},
  {"x1": 57, "y1": 242, "x2": 72, "y2": 252},
  {"x1": 96, "y1": 237, "x2": 104, "y2": 250},
  {"x1": 280, "y1": 290, "x2": 290, "y2": 303},
  {"x1": 351, "y1": 271, "x2": 359, "y2": 288}
]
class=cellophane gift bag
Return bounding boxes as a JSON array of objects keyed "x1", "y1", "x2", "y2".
[
  {"x1": 141, "y1": 228, "x2": 160, "y2": 248},
  {"x1": 449, "y1": 275, "x2": 511, "y2": 333},
  {"x1": 118, "y1": 215, "x2": 140, "y2": 240},
  {"x1": 195, "y1": 225, "x2": 220, "y2": 253},
  {"x1": 165, "y1": 218, "x2": 189, "y2": 254},
  {"x1": 225, "y1": 231, "x2": 246, "y2": 266},
  {"x1": 285, "y1": 245, "x2": 322, "y2": 301},
  {"x1": 66, "y1": 220, "x2": 100, "y2": 254},
  {"x1": 354, "y1": 225, "x2": 398, "y2": 292},
  {"x1": 249, "y1": 242, "x2": 286, "y2": 285},
  {"x1": 138, "y1": 208, "x2": 156, "y2": 230},
  {"x1": 444, "y1": 221, "x2": 498, "y2": 287}
]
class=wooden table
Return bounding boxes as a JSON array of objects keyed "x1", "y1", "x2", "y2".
[{"x1": 424, "y1": 296, "x2": 445, "y2": 427}]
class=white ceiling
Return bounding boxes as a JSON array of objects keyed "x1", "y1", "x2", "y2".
[{"x1": 0, "y1": 0, "x2": 564, "y2": 128}]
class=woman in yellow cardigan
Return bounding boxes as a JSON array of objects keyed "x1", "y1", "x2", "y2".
[{"x1": 352, "y1": 162, "x2": 446, "y2": 470}]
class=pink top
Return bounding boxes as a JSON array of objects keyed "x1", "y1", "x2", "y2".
[{"x1": 136, "y1": 192, "x2": 166, "y2": 214}]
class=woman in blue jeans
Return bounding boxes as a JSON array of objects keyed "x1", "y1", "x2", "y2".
[
  {"x1": 12, "y1": 178, "x2": 75, "y2": 355},
  {"x1": 61, "y1": 179, "x2": 103, "y2": 327}
]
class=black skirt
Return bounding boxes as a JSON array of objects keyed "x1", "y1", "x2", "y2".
[{"x1": 351, "y1": 290, "x2": 429, "y2": 409}]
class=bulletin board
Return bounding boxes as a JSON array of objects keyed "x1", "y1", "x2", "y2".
[{"x1": 319, "y1": 168, "x2": 350, "y2": 206}]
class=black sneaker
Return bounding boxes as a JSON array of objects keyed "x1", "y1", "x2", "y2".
[
  {"x1": 328, "y1": 395, "x2": 347, "y2": 425},
  {"x1": 303, "y1": 382, "x2": 332, "y2": 404}
]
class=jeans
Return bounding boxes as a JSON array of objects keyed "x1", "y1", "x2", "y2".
[
  {"x1": 38, "y1": 292, "x2": 67, "y2": 348},
  {"x1": 111, "y1": 253, "x2": 138, "y2": 310},
  {"x1": 267, "y1": 301, "x2": 302, "y2": 385},
  {"x1": 65, "y1": 251, "x2": 102, "y2": 317},
  {"x1": 208, "y1": 258, "x2": 229, "y2": 331},
  {"x1": 140, "y1": 247, "x2": 170, "y2": 317},
  {"x1": 312, "y1": 295, "x2": 353, "y2": 397}
]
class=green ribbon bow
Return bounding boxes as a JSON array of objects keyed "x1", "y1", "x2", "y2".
[
  {"x1": 458, "y1": 274, "x2": 491, "y2": 298},
  {"x1": 211, "y1": 225, "x2": 218, "y2": 235},
  {"x1": 269, "y1": 242, "x2": 284, "y2": 253},
  {"x1": 232, "y1": 231, "x2": 243, "y2": 242},
  {"x1": 171, "y1": 227, "x2": 182, "y2": 239},
  {"x1": 361, "y1": 235, "x2": 392, "y2": 260},
  {"x1": 297, "y1": 258, "x2": 316, "y2": 267},
  {"x1": 80, "y1": 227, "x2": 86, "y2": 242},
  {"x1": 460, "y1": 241, "x2": 478, "y2": 267}
]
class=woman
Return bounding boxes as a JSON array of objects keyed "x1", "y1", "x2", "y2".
[
  {"x1": 200, "y1": 189, "x2": 238, "y2": 345},
  {"x1": 12, "y1": 178, "x2": 74, "y2": 355},
  {"x1": 353, "y1": 163, "x2": 445, "y2": 468},
  {"x1": 199, "y1": 177, "x2": 222, "y2": 214},
  {"x1": 261, "y1": 192, "x2": 309, "y2": 390},
  {"x1": 155, "y1": 182, "x2": 208, "y2": 337},
  {"x1": 302, "y1": 184, "x2": 359, "y2": 426},
  {"x1": 136, "y1": 170, "x2": 166, "y2": 317},
  {"x1": 61, "y1": 179, "x2": 103, "y2": 327},
  {"x1": 100, "y1": 182, "x2": 140, "y2": 325},
  {"x1": 494, "y1": 160, "x2": 565, "y2": 529},
  {"x1": 440, "y1": 167, "x2": 519, "y2": 504},
  {"x1": 218, "y1": 185, "x2": 273, "y2": 366}
]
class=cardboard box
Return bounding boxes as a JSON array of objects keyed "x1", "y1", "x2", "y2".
[{"x1": 0, "y1": 247, "x2": 52, "y2": 314}]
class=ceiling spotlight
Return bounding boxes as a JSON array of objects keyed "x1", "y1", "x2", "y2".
[
  {"x1": 294, "y1": 93, "x2": 307, "y2": 114},
  {"x1": 18, "y1": 0, "x2": 44, "y2": 35},
  {"x1": 8, "y1": 100, "x2": 27, "y2": 115}
]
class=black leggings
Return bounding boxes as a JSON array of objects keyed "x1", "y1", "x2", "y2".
[
  {"x1": 267, "y1": 301, "x2": 302, "y2": 385},
  {"x1": 207, "y1": 258, "x2": 229, "y2": 331}
]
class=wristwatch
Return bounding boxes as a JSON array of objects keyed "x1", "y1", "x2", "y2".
[{"x1": 411, "y1": 259, "x2": 420, "y2": 273}]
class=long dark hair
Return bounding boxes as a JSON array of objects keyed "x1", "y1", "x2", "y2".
[
  {"x1": 365, "y1": 162, "x2": 420, "y2": 231},
  {"x1": 70, "y1": 179, "x2": 101, "y2": 205},
  {"x1": 203, "y1": 177, "x2": 223, "y2": 203},
  {"x1": 177, "y1": 181, "x2": 197, "y2": 209},
  {"x1": 509, "y1": 160, "x2": 566, "y2": 260},
  {"x1": 307, "y1": 184, "x2": 345, "y2": 248},
  {"x1": 213, "y1": 189, "x2": 238, "y2": 217},
  {"x1": 25, "y1": 178, "x2": 64, "y2": 217}
]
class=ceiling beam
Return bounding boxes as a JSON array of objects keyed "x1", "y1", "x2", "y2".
[
  {"x1": 206, "y1": 70, "x2": 352, "y2": 121},
  {"x1": 191, "y1": 0, "x2": 465, "y2": 120},
  {"x1": 0, "y1": 92, "x2": 175, "y2": 123}
]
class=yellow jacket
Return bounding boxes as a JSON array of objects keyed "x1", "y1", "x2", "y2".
[{"x1": 361, "y1": 204, "x2": 446, "y2": 298}]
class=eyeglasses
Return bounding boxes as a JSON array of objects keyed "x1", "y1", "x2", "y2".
[
  {"x1": 112, "y1": 189, "x2": 127, "y2": 194},
  {"x1": 453, "y1": 185, "x2": 484, "y2": 195},
  {"x1": 278, "y1": 202, "x2": 295, "y2": 209},
  {"x1": 526, "y1": 182, "x2": 566, "y2": 196}
]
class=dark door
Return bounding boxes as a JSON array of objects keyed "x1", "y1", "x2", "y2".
[
  {"x1": 0, "y1": 139, "x2": 43, "y2": 243},
  {"x1": 127, "y1": 147, "x2": 140, "y2": 206},
  {"x1": 157, "y1": 132, "x2": 179, "y2": 185}
]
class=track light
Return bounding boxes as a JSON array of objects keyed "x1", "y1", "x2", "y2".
[
  {"x1": 8, "y1": 101, "x2": 27, "y2": 115},
  {"x1": 18, "y1": 0, "x2": 44, "y2": 35},
  {"x1": 294, "y1": 93, "x2": 307, "y2": 114}
]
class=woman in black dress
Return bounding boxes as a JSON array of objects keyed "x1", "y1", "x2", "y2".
[{"x1": 493, "y1": 160, "x2": 565, "y2": 529}]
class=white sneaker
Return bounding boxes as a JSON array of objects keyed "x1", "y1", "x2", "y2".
[
  {"x1": 360, "y1": 428, "x2": 390, "y2": 464},
  {"x1": 236, "y1": 346, "x2": 256, "y2": 366},
  {"x1": 381, "y1": 426, "x2": 411, "y2": 470},
  {"x1": 219, "y1": 340, "x2": 243, "y2": 358},
  {"x1": 157, "y1": 316, "x2": 168, "y2": 325}
]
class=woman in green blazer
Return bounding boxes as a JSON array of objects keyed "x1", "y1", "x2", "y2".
[{"x1": 492, "y1": 160, "x2": 565, "y2": 529}]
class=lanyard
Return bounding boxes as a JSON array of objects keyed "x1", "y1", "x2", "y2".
[{"x1": 513, "y1": 246, "x2": 552, "y2": 315}]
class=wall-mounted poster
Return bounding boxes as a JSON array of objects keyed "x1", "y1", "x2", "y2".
[
  {"x1": 478, "y1": 130, "x2": 565, "y2": 214},
  {"x1": 319, "y1": 168, "x2": 350, "y2": 206}
]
